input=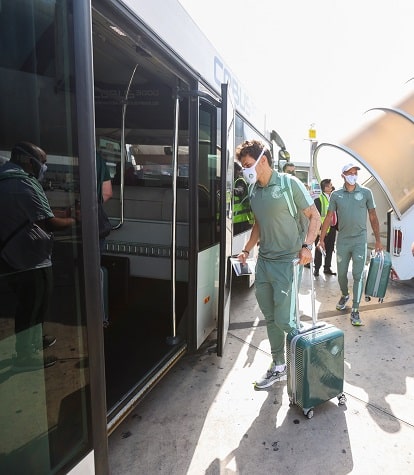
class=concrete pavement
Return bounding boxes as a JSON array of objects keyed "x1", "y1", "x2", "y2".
[{"x1": 108, "y1": 265, "x2": 414, "y2": 474}]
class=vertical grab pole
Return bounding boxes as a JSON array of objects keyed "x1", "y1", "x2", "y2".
[
  {"x1": 113, "y1": 64, "x2": 138, "y2": 230},
  {"x1": 166, "y1": 91, "x2": 181, "y2": 345}
]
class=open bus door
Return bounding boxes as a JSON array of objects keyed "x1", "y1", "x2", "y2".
[{"x1": 217, "y1": 84, "x2": 235, "y2": 356}]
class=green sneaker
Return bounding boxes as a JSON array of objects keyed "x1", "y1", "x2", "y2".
[{"x1": 350, "y1": 310, "x2": 364, "y2": 326}]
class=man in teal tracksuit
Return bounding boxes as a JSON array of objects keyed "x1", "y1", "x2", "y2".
[
  {"x1": 319, "y1": 163, "x2": 382, "y2": 326},
  {"x1": 236, "y1": 140, "x2": 320, "y2": 389}
]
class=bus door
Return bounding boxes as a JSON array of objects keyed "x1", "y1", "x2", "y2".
[
  {"x1": 92, "y1": 8, "x2": 192, "y2": 424},
  {"x1": 194, "y1": 87, "x2": 233, "y2": 355},
  {"x1": 217, "y1": 84, "x2": 235, "y2": 356}
]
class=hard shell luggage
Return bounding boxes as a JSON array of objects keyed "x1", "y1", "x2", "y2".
[
  {"x1": 286, "y1": 260, "x2": 346, "y2": 418},
  {"x1": 364, "y1": 251, "x2": 392, "y2": 303}
]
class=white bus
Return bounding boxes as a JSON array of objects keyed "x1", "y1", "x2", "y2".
[{"x1": 0, "y1": 1, "x2": 281, "y2": 473}]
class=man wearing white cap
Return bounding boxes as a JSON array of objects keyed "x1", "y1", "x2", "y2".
[{"x1": 319, "y1": 163, "x2": 382, "y2": 326}]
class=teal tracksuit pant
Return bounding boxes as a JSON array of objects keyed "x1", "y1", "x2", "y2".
[
  {"x1": 336, "y1": 238, "x2": 367, "y2": 310},
  {"x1": 255, "y1": 257, "x2": 301, "y2": 365}
]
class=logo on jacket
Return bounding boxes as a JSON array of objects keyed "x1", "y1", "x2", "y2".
[
  {"x1": 354, "y1": 192, "x2": 363, "y2": 201},
  {"x1": 271, "y1": 186, "x2": 283, "y2": 199}
]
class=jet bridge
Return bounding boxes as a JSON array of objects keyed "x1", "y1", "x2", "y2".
[{"x1": 313, "y1": 93, "x2": 414, "y2": 280}]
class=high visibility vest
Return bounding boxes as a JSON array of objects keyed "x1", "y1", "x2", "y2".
[
  {"x1": 233, "y1": 177, "x2": 254, "y2": 224},
  {"x1": 319, "y1": 193, "x2": 335, "y2": 232},
  {"x1": 319, "y1": 193, "x2": 329, "y2": 220}
]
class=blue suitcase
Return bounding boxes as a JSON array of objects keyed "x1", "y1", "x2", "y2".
[
  {"x1": 364, "y1": 251, "x2": 392, "y2": 303},
  {"x1": 286, "y1": 260, "x2": 346, "y2": 418}
]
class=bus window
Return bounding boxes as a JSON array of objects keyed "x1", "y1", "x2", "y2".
[
  {"x1": 0, "y1": 2, "x2": 94, "y2": 473},
  {"x1": 199, "y1": 103, "x2": 220, "y2": 250}
]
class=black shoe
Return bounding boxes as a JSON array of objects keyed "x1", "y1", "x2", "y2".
[
  {"x1": 33, "y1": 335, "x2": 56, "y2": 352},
  {"x1": 324, "y1": 269, "x2": 337, "y2": 275},
  {"x1": 43, "y1": 335, "x2": 57, "y2": 349},
  {"x1": 313, "y1": 270, "x2": 319, "y2": 276},
  {"x1": 304, "y1": 264, "x2": 310, "y2": 269}
]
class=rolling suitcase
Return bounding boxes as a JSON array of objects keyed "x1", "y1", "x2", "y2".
[
  {"x1": 286, "y1": 260, "x2": 346, "y2": 418},
  {"x1": 364, "y1": 251, "x2": 392, "y2": 303}
]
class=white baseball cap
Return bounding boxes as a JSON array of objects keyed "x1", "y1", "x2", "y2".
[{"x1": 342, "y1": 163, "x2": 361, "y2": 173}]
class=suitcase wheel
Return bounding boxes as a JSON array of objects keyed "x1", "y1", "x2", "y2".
[
  {"x1": 365, "y1": 296, "x2": 371, "y2": 302},
  {"x1": 338, "y1": 393, "x2": 347, "y2": 405},
  {"x1": 303, "y1": 408, "x2": 314, "y2": 419}
]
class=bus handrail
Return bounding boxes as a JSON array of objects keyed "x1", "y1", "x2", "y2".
[{"x1": 113, "y1": 63, "x2": 139, "y2": 230}]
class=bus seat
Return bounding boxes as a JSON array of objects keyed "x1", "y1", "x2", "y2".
[
  {"x1": 104, "y1": 186, "x2": 189, "y2": 222},
  {"x1": 102, "y1": 186, "x2": 189, "y2": 280}
]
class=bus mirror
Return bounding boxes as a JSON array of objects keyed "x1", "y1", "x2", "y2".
[
  {"x1": 270, "y1": 129, "x2": 286, "y2": 150},
  {"x1": 279, "y1": 149, "x2": 290, "y2": 161}
]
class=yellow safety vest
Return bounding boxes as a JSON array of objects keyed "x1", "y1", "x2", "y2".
[
  {"x1": 233, "y1": 177, "x2": 254, "y2": 224},
  {"x1": 319, "y1": 193, "x2": 331, "y2": 233}
]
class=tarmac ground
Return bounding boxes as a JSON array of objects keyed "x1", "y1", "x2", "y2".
[{"x1": 108, "y1": 263, "x2": 414, "y2": 475}]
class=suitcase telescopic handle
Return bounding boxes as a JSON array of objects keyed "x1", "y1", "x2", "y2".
[
  {"x1": 292, "y1": 258, "x2": 301, "y2": 330},
  {"x1": 309, "y1": 261, "x2": 317, "y2": 326},
  {"x1": 292, "y1": 259, "x2": 323, "y2": 332}
]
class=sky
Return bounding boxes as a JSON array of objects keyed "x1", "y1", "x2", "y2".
[{"x1": 178, "y1": 0, "x2": 414, "y2": 187}]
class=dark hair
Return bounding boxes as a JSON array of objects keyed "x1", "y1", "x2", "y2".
[
  {"x1": 235, "y1": 139, "x2": 272, "y2": 167},
  {"x1": 234, "y1": 162, "x2": 242, "y2": 173},
  {"x1": 282, "y1": 162, "x2": 295, "y2": 172},
  {"x1": 11, "y1": 142, "x2": 46, "y2": 164},
  {"x1": 320, "y1": 178, "x2": 332, "y2": 191},
  {"x1": 10, "y1": 142, "x2": 46, "y2": 177}
]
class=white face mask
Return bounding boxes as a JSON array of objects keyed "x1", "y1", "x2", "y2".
[
  {"x1": 37, "y1": 163, "x2": 48, "y2": 182},
  {"x1": 30, "y1": 155, "x2": 48, "y2": 181},
  {"x1": 344, "y1": 174, "x2": 357, "y2": 186},
  {"x1": 242, "y1": 148, "x2": 266, "y2": 185},
  {"x1": 15, "y1": 145, "x2": 47, "y2": 181}
]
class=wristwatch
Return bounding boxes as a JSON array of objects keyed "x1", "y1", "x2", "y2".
[{"x1": 302, "y1": 243, "x2": 313, "y2": 251}]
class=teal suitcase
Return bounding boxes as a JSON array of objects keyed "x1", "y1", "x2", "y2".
[
  {"x1": 287, "y1": 260, "x2": 346, "y2": 418},
  {"x1": 364, "y1": 251, "x2": 392, "y2": 303}
]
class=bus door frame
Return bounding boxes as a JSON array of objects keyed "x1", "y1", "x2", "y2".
[{"x1": 217, "y1": 83, "x2": 235, "y2": 356}]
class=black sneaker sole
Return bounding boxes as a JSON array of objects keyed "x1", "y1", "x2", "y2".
[{"x1": 43, "y1": 336, "x2": 57, "y2": 349}]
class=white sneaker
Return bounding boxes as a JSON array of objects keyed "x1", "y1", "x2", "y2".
[{"x1": 254, "y1": 362, "x2": 287, "y2": 389}]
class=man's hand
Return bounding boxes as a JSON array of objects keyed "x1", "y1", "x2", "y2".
[
  {"x1": 318, "y1": 238, "x2": 326, "y2": 253},
  {"x1": 374, "y1": 240, "x2": 383, "y2": 253},
  {"x1": 238, "y1": 250, "x2": 248, "y2": 263},
  {"x1": 298, "y1": 247, "x2": 312, "y2": 266}
]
